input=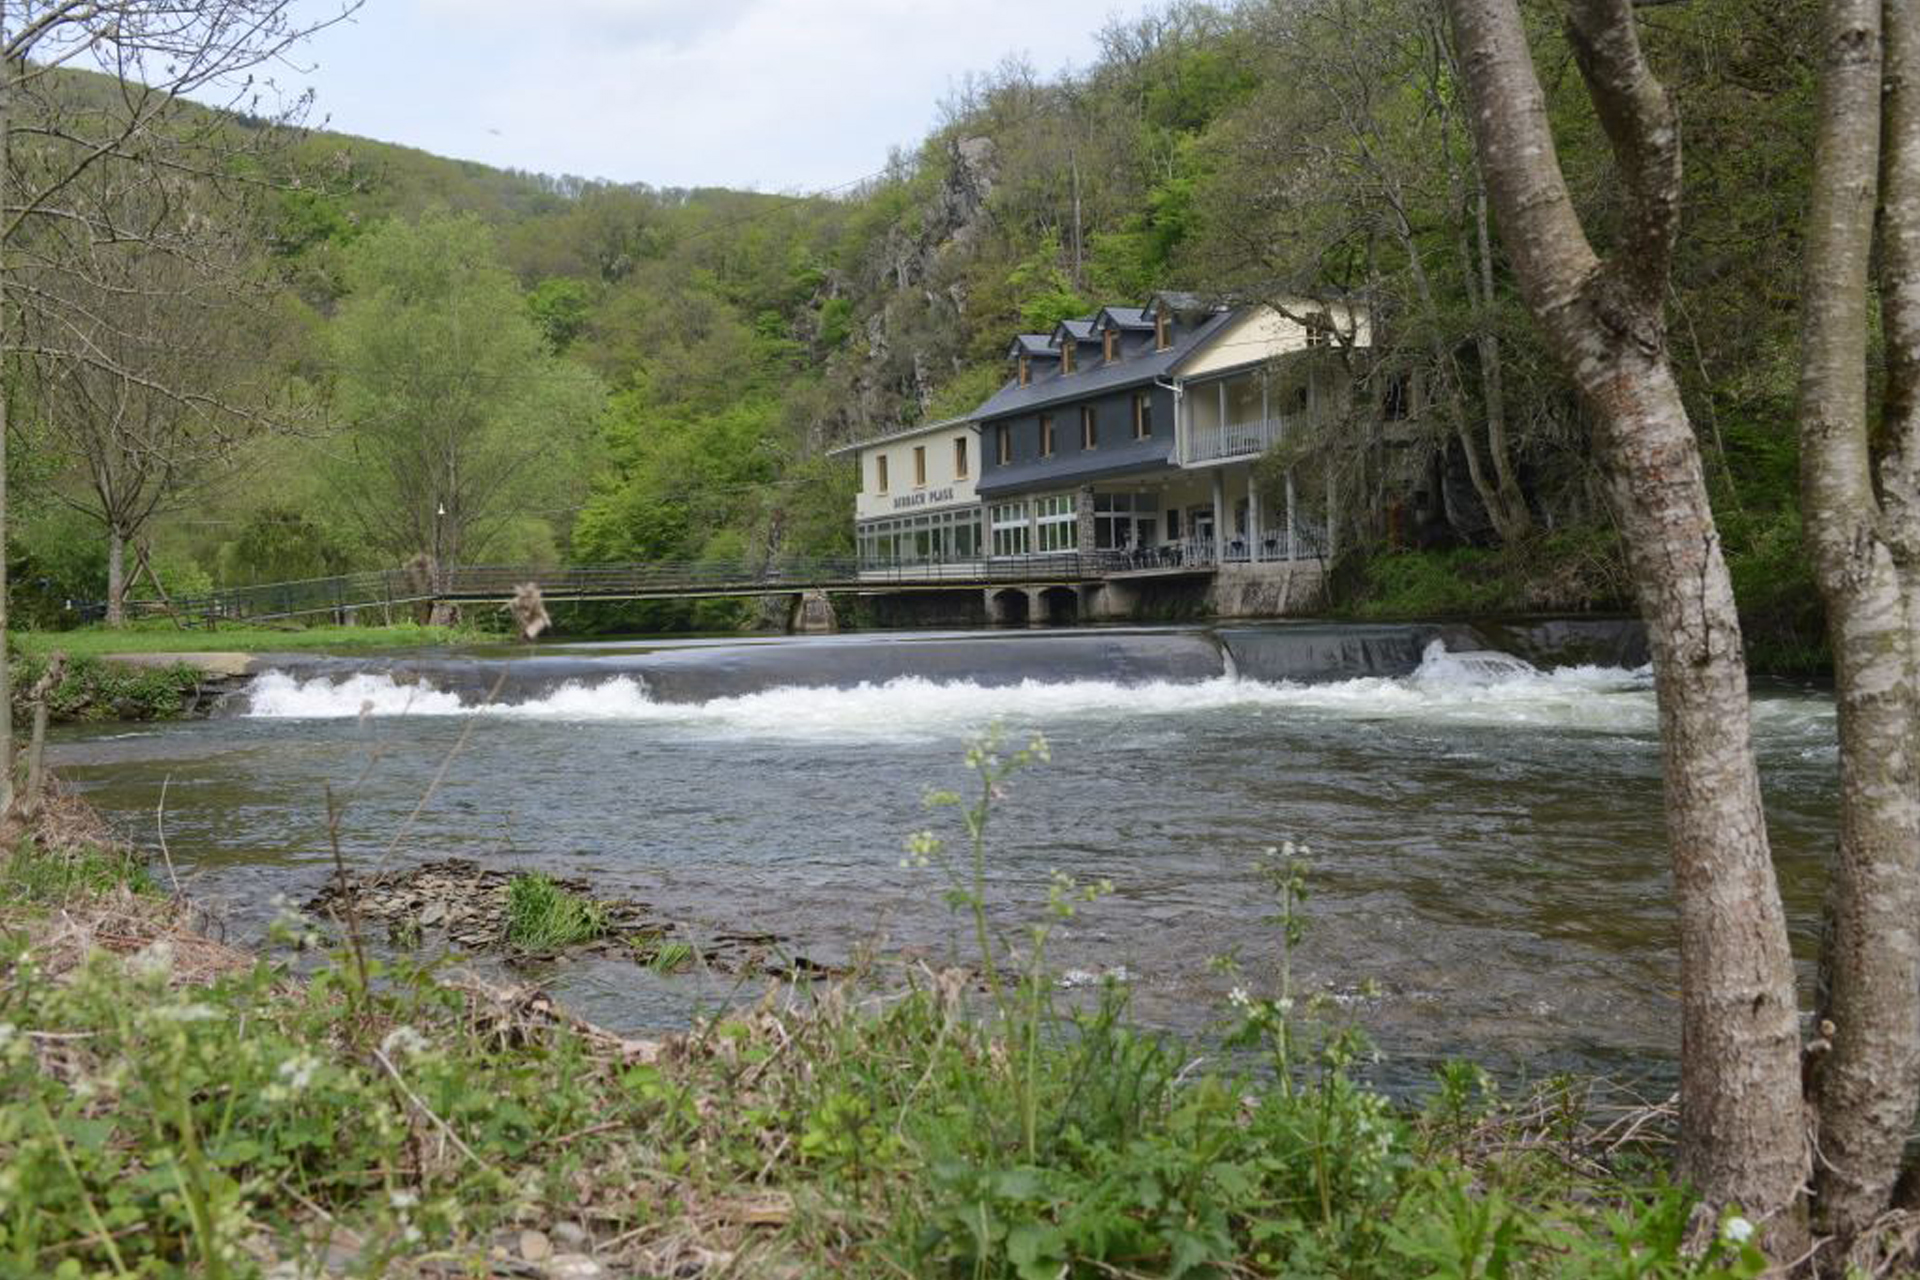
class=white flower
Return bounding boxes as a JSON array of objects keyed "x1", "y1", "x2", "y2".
[
  {"x1": 152, "y1": 1002, "x2": 221, "y2": 1023},
  {"x1": 1276, "y1": 995, "x2": 1295, "y2": 1014},
  {"x1": 381, "y1": 1025, "x2": 430, "y2": 1058},
  {"x1": 129, "y1": 940, "x2": 175, "y2": 980},
  {"x1": 1228, "y1": 987, "x2": 1252, "y2": 1009},
  {"x1": 1722, "y1": 1216, "x2": 1754, "y2": 1245},
  {"x1": 277, "y1": 1052, "x2": 322, "y2": 1093},
  {"x1": 389, "y1": 1189, "x2": 418, "y2": 1210}
]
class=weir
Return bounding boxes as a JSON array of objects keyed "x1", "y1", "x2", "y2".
[{"x1": 222, "y1": 617, "x2": 1649, "y2": 714}]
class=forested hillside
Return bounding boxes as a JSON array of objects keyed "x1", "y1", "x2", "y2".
[{"x1": 15, "y1": 0, "x2": 1825, "y2": 658}]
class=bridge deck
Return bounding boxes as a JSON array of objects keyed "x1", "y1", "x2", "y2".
[{"x1": 97, "y1": 553, "x2": 1141, "y2": 626}]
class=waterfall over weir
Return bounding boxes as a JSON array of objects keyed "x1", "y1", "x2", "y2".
[{"x1": 229, "y1": 617, "x2": 1652, "y2": 717}]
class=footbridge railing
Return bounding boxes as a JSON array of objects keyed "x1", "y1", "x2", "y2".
[{"x1": 92, "y1": 552, "x2": 1131, "y2": 626}]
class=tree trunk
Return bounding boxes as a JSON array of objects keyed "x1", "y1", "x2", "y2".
[
  {"x1": 1800, "y1": 0, "x2": 1920, "y2": 1256},
  {"x1": 1445, "y1": 0, "x2": 1808, "y2": 1244},
  {"x1": 106, "y1": 526, "x2": 127, "y2": 629},
  {"x1": 0, "y1": 42, "x2": 15, "y2": 816}
]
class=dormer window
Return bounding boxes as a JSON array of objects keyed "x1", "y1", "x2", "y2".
[
  {"x1": 1018, "y1": 354, "x2": 1031, "y2": 386},
  {"x1": 875, "y1": 455, "x2": 889, "y2": 493},
  {"x1": 1305, "y1": 312, "x2": 1334, "y2": 349},
  {"x1": 1060, "y1": 341, "x2": 1076, "y2": 374},
  {"x1": 1154, "y1": 309, "x2": 1171, "y2": 351},
  {"x1": 1103, "y1": 329, "x2": 1118, "y2": 363}
]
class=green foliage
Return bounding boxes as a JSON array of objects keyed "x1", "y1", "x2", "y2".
[
  {"x1": 327, "y1": 210, "x2": 605, "y2": 569},
  {"x1": 2, "y1": 842, "x2": 157, "y2": 905},
  {"x1": 504, "y1": 874, "x2": 608, "y2": 951},
  {"x1": 212, "y1": 506, "x2": 348, "y2": 588},
  {"x1": 12, "y1": 624, "x2": 471, "y2": 660},
  {"x1": 526, "y1": 275, "x2": 595, "y2": 352},
  {"x1": 816, "y1": 296, "x2": 854, "y2": 349},
  {"x1": 9, "y1": 654, "x2": 204, "y2": 725},
  {"x1": 10, "y1": 508, "x2": 106, "y2": 630}
]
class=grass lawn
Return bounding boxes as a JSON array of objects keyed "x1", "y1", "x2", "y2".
[{"x1": 11, "y1": 621, "x2": 475, "y2": 659}]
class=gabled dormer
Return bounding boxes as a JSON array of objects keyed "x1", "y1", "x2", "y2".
[
  {"x1": 1093, "y1": 306, "x2": 1154, "y2": 364},
  {"x1": 1007, "y1": 333, "x2": 1056, "y2": 387},
  {"x1": 1051, "y1": 318, "x2": 1098, "y2": 375},
  {"x1": 1146, "y1": 290, "x2": 1225, "y2": 352}
]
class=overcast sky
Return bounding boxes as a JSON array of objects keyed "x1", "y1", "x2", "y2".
[{"x1": 267, "y1": 0, "x2": 1154, "y2": 193}]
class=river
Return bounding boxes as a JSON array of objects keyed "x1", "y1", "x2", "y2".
[{"x1": 49, "y1": 621, "x2": 1837, "y2": 1092}]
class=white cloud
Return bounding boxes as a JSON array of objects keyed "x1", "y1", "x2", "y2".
[{"x1": 275, "y1": 0, "x2": 1151, "y2": 191}]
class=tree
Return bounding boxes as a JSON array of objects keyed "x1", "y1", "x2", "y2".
[
  {"x1": 21, "y1": 163, "x2": 281, "y2": 625},
  {"x1": 1793, "y1": 0, "x2": 1920, "y2": 1261},
  {"x1": 1190, "y1": 0, "x2": 1540, "y2": 545},
  {"x1": 1442, "y1": 0, "x2": 1808, "y2": 1248},
  {"x1": 326, "y1": 211, "x2": 604, "y2": 621},
  {"x1": 0, "y1": 0, "x2": 355, "y2": 813}
]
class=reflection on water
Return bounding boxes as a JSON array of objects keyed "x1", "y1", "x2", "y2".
[{"x1": 53, "y1": 634, "x2": 1837, "y2": 1091}]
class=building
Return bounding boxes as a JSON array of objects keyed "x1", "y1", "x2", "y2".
[
  {"x1": 973, "y1": 291, "x2": 1363, "y2": 576},
  {"x1": 833, "y1": 291, "x2": 1366, "y2": 618},
  {"x1": 828, "y1": 415, "x2": 983, "y2": 573}
]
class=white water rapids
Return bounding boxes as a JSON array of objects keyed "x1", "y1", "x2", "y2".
[{"x1": 239, "y1": 640, "x2": 1834, "y2": 744}]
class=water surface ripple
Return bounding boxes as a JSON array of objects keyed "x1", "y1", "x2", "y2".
[{"x1": 52, "y1": 625, "x2": 1837, "y2": 1091}]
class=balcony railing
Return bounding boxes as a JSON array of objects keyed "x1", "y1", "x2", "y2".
[{"x1": 1180, "y1": 410, "x2": 1324, "y2": 466}]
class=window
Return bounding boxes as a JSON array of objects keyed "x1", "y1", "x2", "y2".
[
  {"x1": 954, "y1": 436, "x2": 969, "y2": 478},
  {"x1": 1018, "y1": 354, "x2": 1031, "y2": 386},
  {"x1": 1304, "y1": 311, "x2": 1334, "y2": 349},
  {"x1": 1080, "y1": 405, "x2": 1097, "y2": 449},
  {"x1": 1094, "y1": 491, "x2": 1160, "y2": 551},
  {"x1": 1060, "y1": 341, "x2": 1076, "y2": 374},
  {"x1": 1036, "y1": 494, "x2": 1076, "y2": 552},
  {"x1": 913, "y1": 445, "x2": 926, "y2": 487},
  {"x1": 875, "y1": 454, "x2": 888, "y2": 493},
  {"x1": 1133, "y1": 392, "x2": 1152, "y2": 439},
  {"x1": 1154, "y1": 309, "x2": 1171, "y2": 350},
  {"x1": 991, "y1": 501, "x2": 1031, "y2": 557},
  {"x1": 1103, "y1": 329, "x2": 1118, "y2": 363},
  {"x1": 1040, "y1": 414, "x2": 1055, "y2": 457},
  {"x1": 997, "y1": 423, "x2": 1011, "y2": 465}
]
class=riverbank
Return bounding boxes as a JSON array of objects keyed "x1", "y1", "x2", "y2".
[
  {"x1": 0, "y1": 786, "x2": 1779, "y2": 1279},
  {"x1": 9, "y1": 624, "x2": 476, "y2": 724}
]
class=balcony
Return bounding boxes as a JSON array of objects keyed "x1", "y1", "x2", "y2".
[{"x1": 1182, "y1": 408, "x2": 1338, "y2": 467}]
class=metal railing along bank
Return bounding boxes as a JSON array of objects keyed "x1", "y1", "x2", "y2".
[{"x1": 93, "y1": 552, "x2": 1132, "y2": 626}]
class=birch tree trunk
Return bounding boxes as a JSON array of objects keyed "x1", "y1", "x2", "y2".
[
  {"x1": 1799, "y1": 0, "x2": 1920, "y2": 1259},
  {"x1": 1444, "y1": 0, "x2": 1807, "y2": 1243}
]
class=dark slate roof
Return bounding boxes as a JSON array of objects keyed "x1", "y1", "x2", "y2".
[
  {"x1": 973, "y1": 308, "x2": 1236, "y2": 422},
  {"x1": 1095, "y1": 305, "x2": 1154, "y2": 331},
  {"x1": 1054, "y1": 318, "x2": 1098, "y2": 345},
  {"x1": 1007, "y1": 333, "x2": 1057, "y2": 359},
  {"x1": 977, "y1": 434, "x2": 1174, "y2": 497},
  {"x1": 1149, "y1": 289, "x2": 1217, "y2": 318}
]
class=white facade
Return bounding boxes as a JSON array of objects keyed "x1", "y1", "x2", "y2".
[{"x1": 849, "y1": 417, "x2": 980, "y2": 522}]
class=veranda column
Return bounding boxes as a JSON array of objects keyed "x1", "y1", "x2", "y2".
[
  {"x1": 1211, "y1": 470, "x2": 1226, "y2": 565},
  {"x1": 1248, "y1": 467, "x2": 1263, "y2": 561}
]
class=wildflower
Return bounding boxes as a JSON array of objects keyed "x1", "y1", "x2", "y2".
[
  {"x1": 152, "y1": 1002, "x2": 221, "y2": 1023},
  {"x1": 1276, "y1": 995, "x2": 1295, "y2": 1015},
  {"x1": 277, "y1": 1052, "x2": 322, "y2": 1094},
  {"x1": 1723, "y1": 1216, "x2": 1754, "y2": 1245},
  {"x1": 389, "y1": 1189, "x2": 419, "y2": 1211},
  {"x1": 381, "y1": 1025, "x2": 431, "y2": 1058},
  {"x1": 129, "y1": 939, "x2": 175, "y2": 980},
  {"x1": 1228, "y1": 987, "x2": 1253, "y2": 1009}
]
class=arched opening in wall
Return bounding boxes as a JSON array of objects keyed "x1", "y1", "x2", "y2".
[
  {"x1": 1038, "y1": 586, "x2": 1079, "y2": 626},
  {"x1": 990, "y1": 588, "x2": 1030, "y2": 627}
]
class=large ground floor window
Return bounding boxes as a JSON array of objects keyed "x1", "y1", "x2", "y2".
[
  {"x1": 1094, "y1": 491, "x2": 1159, "y2": 551},
  {"x1": 1036, "y1": 494, "x2": 1076, "y2": 552},
  {"x1": 858, "y1": 508, "x2": 982, "y2": 567},
  {"x1": 990, "y1": 501, "x2": 1031, "y2": 556}
]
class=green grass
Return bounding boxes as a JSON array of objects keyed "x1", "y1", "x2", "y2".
[
  {"x1": 11, "y1": 622, "x2": 470, "y2": 659},
  {"x1": 2, "y1": 840, "x2": 157, "y2": 904},
  {"x1": 504, "y1": 873, "x2": 609, "y2": 951}
]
